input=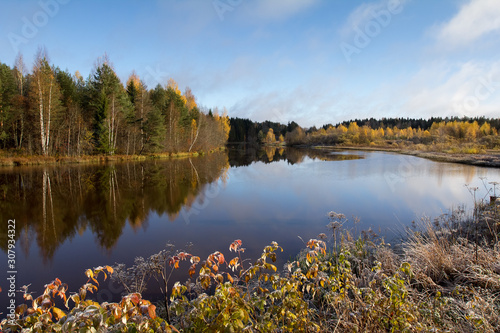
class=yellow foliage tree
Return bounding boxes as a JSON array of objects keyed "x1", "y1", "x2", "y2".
[
  {"x1": 167, "y1": 78, "x2": 187, "y2": 105},
  {"x1": 480, "y1": 122, "x2": 491, "y2": 136},
  {"x1": 265, "y1": 128, "x2": 275, "y2": 144}
]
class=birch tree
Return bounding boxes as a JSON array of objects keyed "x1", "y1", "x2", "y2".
[
  {"x1": 13, "y1": 53, "x2": 27, "y2": 148},
  {"x1": 30, "y1": 49, "x2": 62, "y2": 155}
]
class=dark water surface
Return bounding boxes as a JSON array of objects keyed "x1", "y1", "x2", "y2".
[{"x1": 1, "y1": 147, "x2": 500, "y2": 307}]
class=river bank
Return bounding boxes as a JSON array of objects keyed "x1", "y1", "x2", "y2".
[
  {"x1": 0, "y1": 148, "x2": 226, "y2": 167},
  {"x1": 311, "y1": 145, "x2": 500, "y2": 168}
]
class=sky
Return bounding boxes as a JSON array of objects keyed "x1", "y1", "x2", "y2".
[{"x1": 1, "y1": 0, "x2": 500, "y2": 128}]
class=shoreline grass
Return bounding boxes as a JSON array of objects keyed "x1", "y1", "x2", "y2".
[{"x1": 0, "y1": 147, "x2": 226, "y2": 167}]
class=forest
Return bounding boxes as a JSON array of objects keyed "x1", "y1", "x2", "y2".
[
  {"x1": 0, "y1": 49, "x2": 230, "y2": 157},
  {"x1": 230, "y1": 116, "x2": 500, "y2": 152}
]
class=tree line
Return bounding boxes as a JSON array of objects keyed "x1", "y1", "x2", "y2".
[
  {"x1": 298, "y1": 118, "x2": 500, "y2": 148},
  {"x1": 0, "y1": 49, "x2": 230, "y2": 156},
  {"x1": 229, "y1": 116, "x2": 500, "y2": 149},
  {"x1": 228, "y1": 117, "x2": 299, "y2": 144}
]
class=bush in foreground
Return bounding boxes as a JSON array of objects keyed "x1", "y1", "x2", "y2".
[{"x1": 2, "y1": 203, "x2": 499, "y2": 332}]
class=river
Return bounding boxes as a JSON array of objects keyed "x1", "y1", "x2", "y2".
[{"x1": 1, "y1": 146, "x2": 499, "y2": 307}]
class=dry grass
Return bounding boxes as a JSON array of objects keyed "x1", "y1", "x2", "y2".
[
  {"x1": 398, "y1": 203, "x2": 500, "y2": 332},
  {"x1": 0, "y1": 151, "x2": 210, "y2": 167},
  {"x1": 315, "y1": 202, "x2": 500, "y2": 332}
]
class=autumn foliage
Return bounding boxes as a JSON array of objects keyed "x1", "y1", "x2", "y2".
[
  {"x1": 4, "y1": 199, "x2": 500, "y2": 332},
  {"x1": 292, "y1": 119, "x2": 500, "y2": 152},
  {"x1": 0, "y1": 50, "x2": 230, "y2": 157}
]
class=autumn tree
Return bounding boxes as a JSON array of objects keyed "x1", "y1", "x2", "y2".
[
  {"x1": 285, "y1": 126, "x2": 305, "y2": 145},
  {"x1": 0, "y1": 51, "x2": 232, "y2": 156},
  {"x1": 265, "y1": 128, "x2": 275, "y2": 144},
  {"x1": 29, "y1": 48, "x2": 63, "y2": 155},
  {"x1": 12, "y1": 53, "x2": 28, "y2": 149},
  {"x1": 126, "y1": 72, "x2": 151, "y2": 154}
]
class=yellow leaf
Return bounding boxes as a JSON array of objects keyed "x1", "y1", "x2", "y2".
[
  {"x1": 85, "y1": 269, "x2": 93, "y2": 279},
  {"x1": 52, "y1": 307, "x2": 66, "y2": 321}
]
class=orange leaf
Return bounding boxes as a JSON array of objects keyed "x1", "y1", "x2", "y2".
[
  {"x1": 148, "y1": 304, "x2": 157, "y2": 319},
  {"x1": 217, "y1": 253, "x2": 225, "y2": 265},
  {"x1": 130, "y1": 293, "x2": 141, "y2": 305},
  {"x1": 188, "y1": 265, "x2": 196, "y2": 278}
]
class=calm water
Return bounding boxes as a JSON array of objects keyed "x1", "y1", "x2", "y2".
[{"x1": 1, "y1": 147, "x2": 500, "y2": 306}]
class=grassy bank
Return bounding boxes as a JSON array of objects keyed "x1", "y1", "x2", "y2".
[
  {"x1": 0, "y1": 148, "x2": 226, "y2": 167},
  {"x1": 2, "y1": 200, "x2": 499, "y2": 332}
]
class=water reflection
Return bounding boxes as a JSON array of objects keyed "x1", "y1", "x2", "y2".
[
  {"x1": 227, "y1": 145, "x2": 363, "y2": 167},
  {"x1": 1, "y1": 147, "x2": 500, "y2": 308},
  {"x1": 0, "y1": 152, "x2": 229, "y2": 261}
]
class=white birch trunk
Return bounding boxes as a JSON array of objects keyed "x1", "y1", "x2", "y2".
[{"x1": 38, "y1": 76, "x2": 46, "y2": 155}]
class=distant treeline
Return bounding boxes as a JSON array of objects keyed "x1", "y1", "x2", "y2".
[
  {"x1": 229, "y1": 116, "x2": 500, "y2": 150},
  {"x1": 0, "y1": 49, "x2": 229, "y2": 156},
  {"x1": 228, "y1": 118, "x2": 299, "y2": 143},
  {"x1": 330, "y1": 117, "x2": 500, "y2": 133}
]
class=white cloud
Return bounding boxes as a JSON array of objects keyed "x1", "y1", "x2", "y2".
[
  {"x1": 294, "y1": 60, "x2": 500, "y2": 125},
  {"x1": 340, "y1": 0, "x2": 408, "y2": 38},
  {"x1": 399, "y1": 60, "x2": 500, "y2": 118},
  {"x1": 228, "y1": 81, "x2": 345, "y2": 128},
  {"x1": 436, "y1": 0, "x2": 500, "y2": 48}
]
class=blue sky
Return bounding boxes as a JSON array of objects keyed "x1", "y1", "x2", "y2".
[{"x1": 1, "y1": 0, "x2": 500, "y2": 127}]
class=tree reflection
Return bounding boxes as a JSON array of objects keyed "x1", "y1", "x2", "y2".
[
  {"x1": 227, "y1": 145, "x2": 363, "y2": 167},
  {"x1": 0, "y1": 152, "x2": 229, "y2": 261}
]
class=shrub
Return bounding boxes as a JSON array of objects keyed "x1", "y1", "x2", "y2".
[{"x1": 2, "y1": 204, "x2": 500, "y2": 332}]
